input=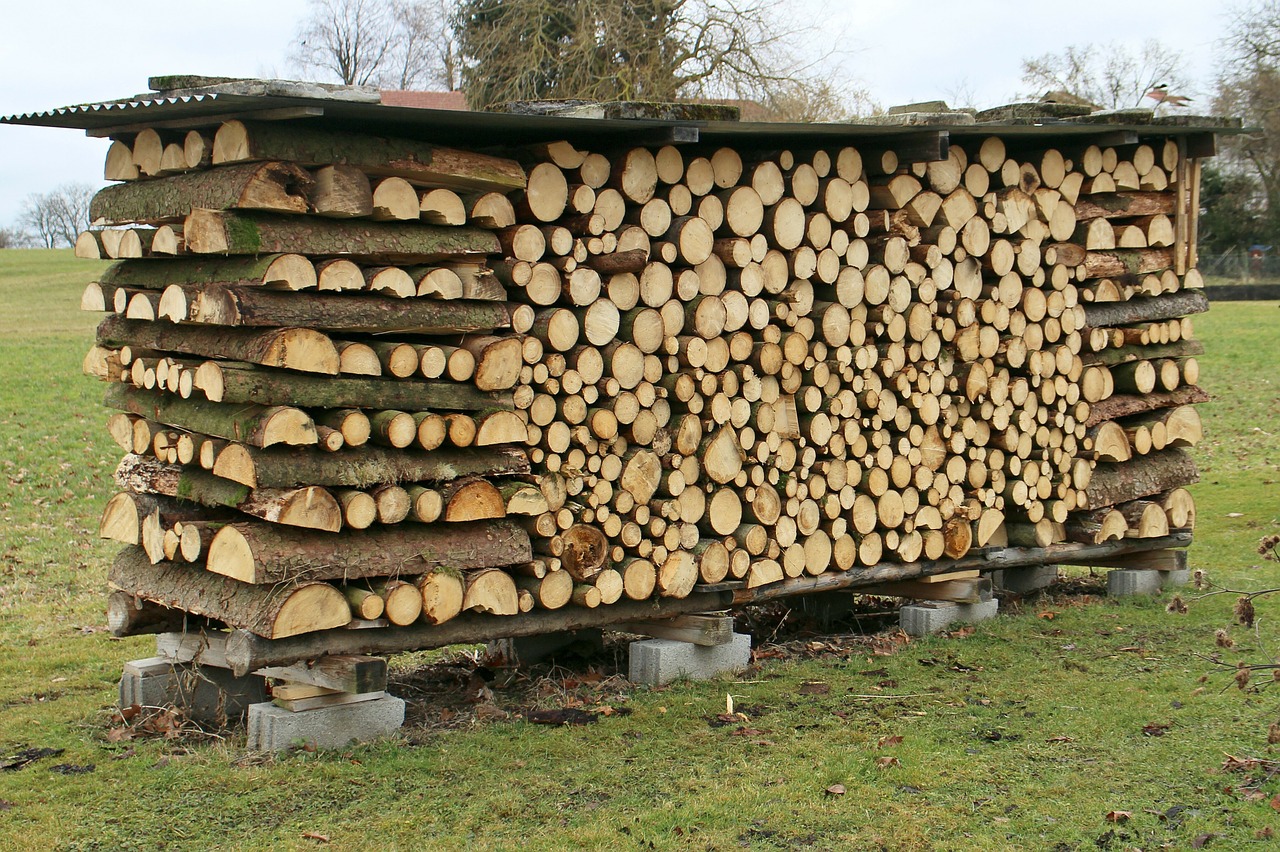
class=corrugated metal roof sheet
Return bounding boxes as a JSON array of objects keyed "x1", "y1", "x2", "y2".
[{"x1": 1, "y1": 81, "x2": 1246, "y2": 151}]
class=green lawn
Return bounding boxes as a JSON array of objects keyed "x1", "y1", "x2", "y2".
[{"x1": 0, "y1": 248, "x2": 1277, "y2": 850}]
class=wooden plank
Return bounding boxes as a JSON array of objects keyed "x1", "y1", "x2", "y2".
[
  {"x1": 915, "y1": 569, "x2": 979, "y2": 584},
  {"x1": 1174, "y1": 138, "x2": 1189, "y2": 276},
  {"x1": 255, "y1": 655, "x2": 388, "y2": 694},
  {"x1": 613, "y1": 614, "x2": 733, "y2": 646},
  {"x1": 273, "y1": 690, "x2": 386, "y2": 712},
  {"x1": 860, "y1": 577, "x2": 991, "y2": 604}
]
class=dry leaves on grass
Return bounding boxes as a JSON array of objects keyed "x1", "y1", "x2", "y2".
[
  {"x1": 1105, "y1": 810, "x2": 1132, "y2": 823},
  {"x1": 824, "y1": 784, "x2": 846, "y2": 796},
  {"x1": 877, "y1": 735, "x2": 904, "y2": 748}
]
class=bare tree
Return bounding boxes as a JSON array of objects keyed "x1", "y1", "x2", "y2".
[
  {"x1": 1214, "y1": 0, "x2": 1280, "y2": 244},
  {"x1": 453, "y1": 0, "x2": 856, "y2": 116},
  {"x1": 290, "y1": 0, "x2": 398, "y2": 86},
  {"x1": 20, "y1": 183, "x2": 95, "y2": 249},
  {"x1": 0, "y1": 227, "x2": 35, "y2": 250},
  {"x1": 1019, "y1": 40, "x2": 1191, "y2": 109},
  {"x1": 389, "y1": 0, "x2": 462, "y2": 90}
]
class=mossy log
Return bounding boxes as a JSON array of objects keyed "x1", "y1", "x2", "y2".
[
  {"x1": 194, "y1": 360, "x2": 511, "y2": 411},
  {"x1": 90, "y1": 162, "x2": 313, "y2": 224},
  {"x1": 108, "y1": 547, "x2": 350, "y2": 639},
  {"x1": 204, "y1": 518, "x2": 531, "y2": 584},
  {"x1": 105, "y1": 384, "x2": 316, "y2": 448},
  {"x1": 212, "y1": 443, "x2": 529, "y2": 489},
  {"x1": 97, "y1": 315, "x2": 339, "y2": 375},
  {"x1": 160, "y1": 283, "x2": 513, "y2": 334},
  {"x1": 113, "y1": 453, "x2": 342, "y2": 531},
  {"x1": 1083, "y1": 338, "x2": 1204, "y2": 367},
  {"x1": 212, "y1": 119, "x2": 527, "y2": 193},
  {"x1": 100, "y1": 254, "x2": 317, "y2": 291},
  {"x1": 184, "y1": 210, "x2": 500, "y2": 262}
]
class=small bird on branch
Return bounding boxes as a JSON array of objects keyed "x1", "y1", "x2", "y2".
[{"x1": 1145, "y1": 83, "x2": 1193, "y2": 109}]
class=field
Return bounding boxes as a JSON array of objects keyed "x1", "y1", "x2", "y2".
[{"x1": 0, "y1": 248, "x2": 1278, "y2": 850}]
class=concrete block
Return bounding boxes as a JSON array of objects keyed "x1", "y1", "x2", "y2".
[
  {"x1": 246, "y1": 695, "x2": 405, "y2": 752},
  {"x1": 1107, "y1": 568, "x2": 1189, "y2": 596},
  {"x1": 120, "y1": 657, "x2": 267, "y2": 725},
  {"x1": 487, "y1": 628, "x2": 604, "y2": 667},
  {"x1": 629, "y1": 632, "x2": 751, "y2": 686},
  {"x1": 995, "y1": 564, "x2": 1059, "y2": 595},
  {"x1": 900, "y1": 599, "x2": 1000, "y2": 637}
]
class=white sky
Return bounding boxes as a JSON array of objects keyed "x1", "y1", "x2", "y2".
[{"x1": 0, "y1": 0, "x2": 1231, "y2": 228}]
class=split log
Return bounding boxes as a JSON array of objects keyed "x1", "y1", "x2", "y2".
[
  {"x1": 113, "y1": 454, "x2": 341, "y2": 531},
  {"x1": 211, "y1": 443, "x2": 529, "y2": 489},
  {"x1": 312, "y1": 164, "x2": 374, "y2": 217},
  {"x1": 462, "y1": 568, "x2": 520, "y2": 615},
  {"x1": 97, "y1": 315, "x2": 339, "y2": 375},
  {"x1": 105, "y1": 385, "x2": 315, "y2": 448},
  {"x1": 183, "y1": 210, "x2": 500, "y2": 261},
  {"x1": 89, "y1": 162, "x2": 312, "y2": 224},
  {"x1": 193, "y1": 361, "x2": 510, "y2": 410},
  {"x1": 109, "y1": 547, "x2": 349, "y2": 639},
  {"x1": 212, "y1": 120, "x2": 527, "y2": 193},
  {"x1": 416, "y1": 570, "x2": 465, "y2": 624},
  {"x1": 1082, "y1": 448, "x2": 1200, "y2": 510},
  {"x1": 204, "y1": 518, "x2": 531, "y2": 584}
]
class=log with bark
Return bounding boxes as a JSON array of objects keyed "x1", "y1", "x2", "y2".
[
  {"x1": 211, "y1": 443, "x2": 529, "y2": 489},
  {"x1": 212, "y1": 120, "x2": 527, "y2": 193},
  {"x1": 97, "y1": 315, "x2": 339, "y2": 375},
  {"x1": 204, "y1": 518, "x2": 531, "y2": 584},
  {"x1": 99, "y1": 254, "x2": 317, "y2": 291},
  {"x1": 109, "y1": 546, "x2": 350, "y2": 639},
  {"x1": 183, "y1": 210, "x2": 501, "y2": 261},
  {"x1": 90, "y1": 162, "x2": 313, "y2": 224},
  {"x1": 105, "y1": 384, "x2": 316, "y2": 448}
]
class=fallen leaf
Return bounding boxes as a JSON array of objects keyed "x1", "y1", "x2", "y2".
[
  {"x1": 527, "y1": 708, "x2": 598, "y2": 726},
  {"x1": 1226, "y1": 512, "x2": 1244, "y2": 518},
  {"x1": 1037, "y1": 611, "x2": 1057, "y2": 620},
  {"x1": 48, "y1": 764, "x2": 94, "y2": 775},
  {"x1": 49, "y1": 677, "x2": 66, "y2": 684},
  {"x1": 798, "y1": 681, "x2": 830, "y2": 696},
  {"x1": 1270, "y1": 793, "x2": 1280, "y2": 812},
  {"x1": 111, "y1": 748, "x2": 136, "y2": 761},
  {"x1": 825, "y1": 784, "x2": 846, "y2": 796},
  {"x1": 1105, "y1": 810, "x2": 1131, "y2": 823},
  {"x1": 1046, "y1": 736, "x2": 1076, "y2": 743},
  {"x1": 877, "y1": 735, "x2": 904, "y2": 748},
  {"x1": 302, "y1": 832, "x2": 331, "y2": 843},
  {"x1": 105, "y1": 728, "x2": 134, "y2": 743},
  {"x1": 1142, "y1": 722, "x2": 1171, "y2": 737},
  {"x1": 875, "y1": 756, "x2": 900, "y2": 769},
  {"x1": 473, "y1": 703, "x2": 508, "y2": 722},
  {"x1": 1191, "y1": 833, "x2": 1216, "y2": 848}
]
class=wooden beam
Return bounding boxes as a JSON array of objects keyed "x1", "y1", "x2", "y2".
[
  {"x1": 860, "y1": 577, "x2": 991, "y2": 604},
  {"x1": 256, "y1": 655, "x2": 387, "y2": 694},
  {"x1": 86, "y1": 107, "x2": 325, "y2": 138}
]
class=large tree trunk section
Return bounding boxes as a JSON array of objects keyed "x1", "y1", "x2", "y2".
[
  {"x1": 204, "y1": 518, "x2": 531, "y2": 584},
  {"x1": 1085, "y1": 385, "x2": 1209, "y2": 427},
  {"x1": 105, "y1": 384, "x2": 315, "y2": 448},
  {"x1": 211, "y1": 443, "x2": 529, "y2": 489},
  {"x1": 97, "y1": 315, "x2": 339, "y2": 375},
  {"x1": 90, "y1": 162, "x2": 313, "y2": 224},
  {"x1": 183, "y1": 210, "x2": 500, "y2": 262},
  {"x1": 1082, "y1": 290, "x2": 1209, "y2": 328},
  {"x1": 159, "y1": 283, "x2": 513, "y2": 335},
  {"x1": 194, "y1": 361, "x2": 511, "y2": 411},
  {"x1": 1082, "y1": 448, "x2": 1200, "y2": 510},
  {"x1": 113, "y1": 453, "x2": 342, "y2": 531},
  {"x1": 109, "y1": 547, "x2": 350, "y2": 639},
  {"x1": 212, "y1": 120, "x2": 527, "y2": 193},
  {"x1": 100, "y1": 255, "x2": 317, "y2": 291}
]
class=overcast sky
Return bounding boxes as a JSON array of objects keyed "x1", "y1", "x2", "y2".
[{"x1": 0, "y1": 0, "x2": 1233, "y2": 230}]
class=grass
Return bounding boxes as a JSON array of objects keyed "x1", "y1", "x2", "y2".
[{"x1": 0, "y1": 248, "x2": 1278, "y2": 850}]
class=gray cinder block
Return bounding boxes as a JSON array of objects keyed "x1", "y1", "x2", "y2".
[
  {"x1": 995, "y1": 564, "x2": 1059, "y2": 595},
  {"x1": 900, "y1": 599, "x2": 999, "y2": 636},
  {"x1": 245, "y1": 695, "x2": 405, "y2": 752},
  {"x1": 1107, "y1": 568, "x2": 1188, "y2": 596},
  {"x1": 120, "y1": 657, "x2": 267, "y2": 725},
  {"x1": 628, "y1": 632, "x2": 751, "y2": 686}
]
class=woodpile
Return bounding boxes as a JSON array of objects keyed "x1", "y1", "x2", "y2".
[{"x1": 83, "y1": 116, "x2": 1206, "y2": 650}]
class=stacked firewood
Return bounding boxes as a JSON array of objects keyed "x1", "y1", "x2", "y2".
[{"x1": 82, "y1": 117, "x2": 1205, "y2": 644}]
